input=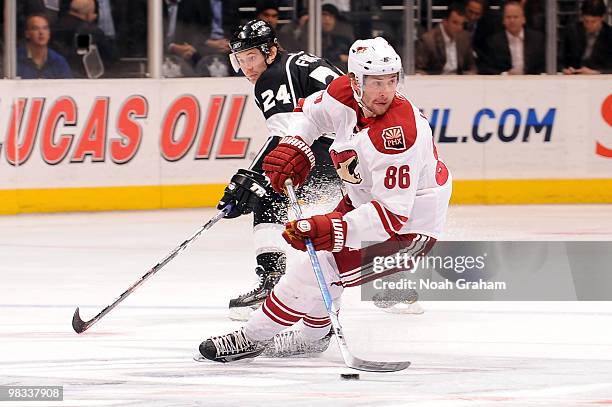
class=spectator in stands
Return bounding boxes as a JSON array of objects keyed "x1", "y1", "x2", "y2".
[
  {"x1": 323, "y1": 1, "x2": 350, "y2": 12},
  {"x1": 19, "y1": 1, "x2": 61, "y2": 29},
  {"x1": 199, "y1": 0, "x2": 242, "y2": 76},
  {"x1": 521, "y1": 0, "x2": 546, "y2": 33},
  {"x1": 464, "y1": 0, "x2": 485, "y2": 34},
  {"x1": 256, "y1": 0, "x2": 280, "y2": 30},
  {"x1": 111, "y1": 0, "x2": 147, "y2": 63},
  {"x1": 164, "y1": 0, "x2": 209, "y2": 76},
  {"x1": 18, "y1": 13, "x2": 72, "y2": 79},
  {"x1": 163, "y1": 0, "x2": 239, "y2": 78},
  {"x1": 321, "y1": 3, "x2": 353, "y2": 72},
  {"x1": 278, "y1": 4, "x2": 355, "y2": 56},
  {"x1": 54, "y1": 0, "x2": 116, "y2": 78},
  {"x1": 416, "y1": 3, "x2": 476, "y2": 75},
  {"x1": 464, "y1": 0, "x2": 502, "y2": 71},
  {"x1": 324, "y1": 3, "x2": 354, "y2": 41},
  {"x1": 560, "y1": 0, "x2": 611, "y2": 75},
  {"x1": 96, "y1": 0, "x2": 115, "y2": 40},
  {"x1": 277, "y1": 8, "x2": 309, "y2": 52},
  {"x1": 479, "y1": 0, "x2": 544, "y2": 75}
]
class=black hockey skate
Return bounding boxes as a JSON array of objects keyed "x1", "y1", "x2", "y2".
[
  {"x1": 198, "y1": 328, "x2": 267, "y2": 363},
  {"x1": 262, "y1": 329, "x2": 333, "y2": 358},
  {"x1": 228, "y1": 265, "x2": 283, "y2": 321}
]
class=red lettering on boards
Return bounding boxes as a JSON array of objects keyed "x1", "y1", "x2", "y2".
[
  {"x1": 71, "y1": 97, "x2": 109, "y2": 162},
  {"x1": 112, "y1": 95, "x2": 148, "y2": 164},
  {"x1": 160, "y1": 95, "x2": 200, "y2": 161},
  {"x1": 5, "y1": 98, "x2": 45, "y2": 166},
  {"x1": 41, "y1": 96, "x2": 77, "y2": 165}
]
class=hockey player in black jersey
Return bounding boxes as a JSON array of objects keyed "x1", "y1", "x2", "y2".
[{"x1": 217, "y1": 20, "x2": 343, "y2": 320}]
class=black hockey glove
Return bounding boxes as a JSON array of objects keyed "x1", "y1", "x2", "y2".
[{"x1": 217, "y1": 169, "x2": 267, "y2": 219}]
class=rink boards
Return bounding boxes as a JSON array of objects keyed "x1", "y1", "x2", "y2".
[{"x1": 0, "y1": 76, "x2": 610, "y2": 214}]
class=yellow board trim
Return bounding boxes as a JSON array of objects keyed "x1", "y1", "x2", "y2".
[
  {"x1": 0, "y1": 184, "x2": 226, "y2": 215},
  {"x1": 1, "y1": 179, "x2": 611, "y2": 215},
  {"x1": 450, "y1": 179, "x2": 612, "y2": 205}
]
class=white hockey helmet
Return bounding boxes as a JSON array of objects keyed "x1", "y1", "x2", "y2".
[{"x1": 347, "y1": 37, "x2": 403, "y2": 102}]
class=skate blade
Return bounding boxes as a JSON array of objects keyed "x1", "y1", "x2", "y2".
[
  {"x1": 193, "y1": 351, "x2": 263, "y2": 363},
  {"x1": 228, "y1": 305, "x2": 259, "y2": 321},
  {"x1": 381, "y1": 301, "x2": 424, "y2": 315}
]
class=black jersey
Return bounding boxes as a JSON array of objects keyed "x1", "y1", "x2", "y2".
[
  {"x1": 242, "y1": 52, "x2": 345, "y2": 229},
  {"x1": 253, "y1": 51, "x2": 343, "y2": 137}
]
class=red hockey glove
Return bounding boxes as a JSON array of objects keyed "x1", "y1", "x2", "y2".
[
  {"x1": 283, "y1": 212, "x2": 347, "y2": 252},
  {"x1": 262, "y1": 136, "x2": 315, "y2": 194}
]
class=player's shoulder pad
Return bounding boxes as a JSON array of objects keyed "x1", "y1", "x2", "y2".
[
  {"x1": 326, "y1": 75, "x2": 359, "y2": 113},
  {"x1": 367, "y1": 96, "x2": 418, "y2": 155}
]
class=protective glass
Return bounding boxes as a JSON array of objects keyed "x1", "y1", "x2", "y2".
[
  {"x1": 363, "y1": 74, "x2": 400, "y2": 93},
  {"x1": 229, "y1": 48, "x2": 266, "y2": 73}
]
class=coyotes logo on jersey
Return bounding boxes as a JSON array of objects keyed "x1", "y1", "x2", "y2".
[
  {"x1": 330, "y1": 149, "x2": 362, "y2": 184},
  {"x1": 381, "y1": 126, "x2": 406, "y2": 150}
]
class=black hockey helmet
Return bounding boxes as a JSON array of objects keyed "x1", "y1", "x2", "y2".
[{"x1": 229, "y1": 19, "x2": 278, "y2": 72}]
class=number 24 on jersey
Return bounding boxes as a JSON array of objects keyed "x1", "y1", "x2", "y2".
[{"x1": 261, "y1": 84, "x2": 292, "y2": 112}]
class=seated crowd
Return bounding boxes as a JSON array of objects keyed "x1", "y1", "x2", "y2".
[
  {"x1": 3, "y1": 0, "x2": 611, "y2": 79},
  {"x1": 414, "y1": 0, "x2": 610, "y2": 75}
]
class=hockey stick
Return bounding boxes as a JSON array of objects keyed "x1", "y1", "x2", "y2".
[
  {"x1": 284, "y1": 180, "x2": 410, "y2": 372},
  {"x1": 72, "y1": 206, "x2": 232, "y2": 334}
]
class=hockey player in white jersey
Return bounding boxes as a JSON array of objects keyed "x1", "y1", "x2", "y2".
[{"x1": 199, "y1": 37, "x2": 452, "y2": 362}]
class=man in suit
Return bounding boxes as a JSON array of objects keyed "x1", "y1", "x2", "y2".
[
  {"x1": 561, "y1": 0, "x2": 611, "y2": 75},
  {"x1": 479, "y1": 0, "x2": 544, "y2": 75},
  {"x1": 465, "y1": 0, "x2": 502, "y2": 70},
  {"x1": 416, "y1": 2, "x2": 476, "y2": 75}
]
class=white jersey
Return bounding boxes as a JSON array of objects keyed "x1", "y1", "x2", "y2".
[{"x1": 287, "y1": 75, "x2": 452, "y2": 248}]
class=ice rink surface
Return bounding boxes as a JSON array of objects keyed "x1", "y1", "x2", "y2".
[{"x1": 2, "y1": 205, "x2": 612, "y2": 406}]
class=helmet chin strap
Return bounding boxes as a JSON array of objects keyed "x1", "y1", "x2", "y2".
[
  {"x1": 352, "y1": 86, "x2": 377, "y2": 118},
  {"x1": 359, "y1": 101, "x2": 376, "y2": 117}
]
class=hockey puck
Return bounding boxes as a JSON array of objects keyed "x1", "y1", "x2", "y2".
[{"x1": 340, "y1": 373, "x2": 360, "y2": 380}]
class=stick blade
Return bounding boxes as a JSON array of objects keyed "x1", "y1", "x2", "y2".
[
  {"x1": 72, "y1": 307, "x2": 89, "y2": 334},
  {"x1": 347, "y1": 356, "x2": 411, "y2": 372}
]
